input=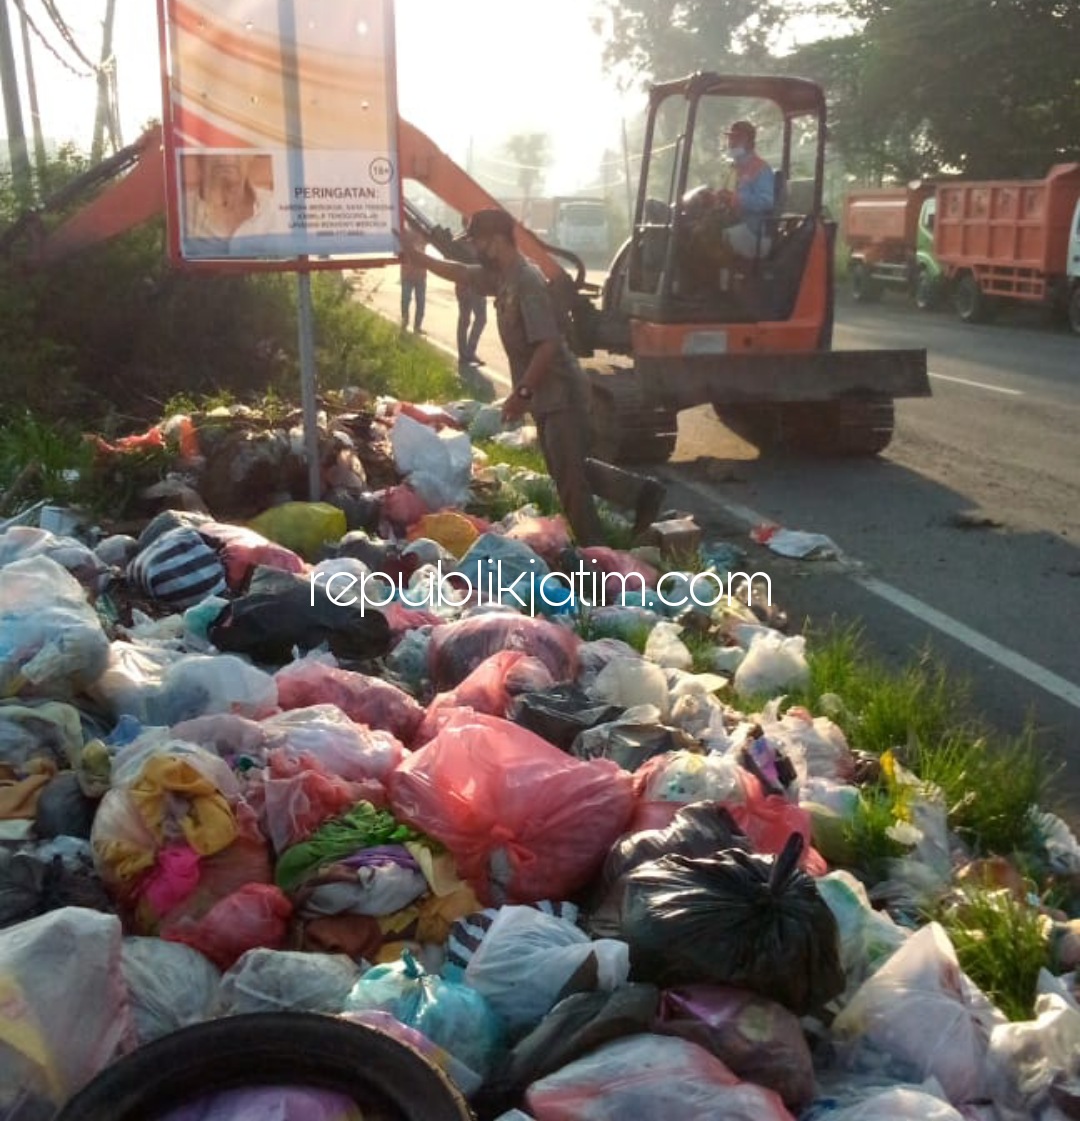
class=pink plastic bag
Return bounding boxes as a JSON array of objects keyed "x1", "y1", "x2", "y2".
[
  {"x1": 389, "y1": 711, "x2": 635, "y2": 905},
  {"x1": 381, "y1": 484, "x2": 430, "y2": 534},
  {"x1": 415, "y1": 652, "x2": 557, "y2": 745},
  {"x1": 657, "y1": 985, "x2": 816, "y2": 1111},
  {"x1": 579, "y1": 546, "x2": 660, "y2": 601},
  {"x1": 504, "y1": 515, "x2": 571, "y2": 564},
  {"x1": 276, "y1": 658, "x2": 425, "y2": 746},
  {"x1": 526, "y1": 1033, "x2": 794, "y2": 1121},
  {"x1": 428, "y1": 613, "x2": 580, "y2": 691},
  {"x1": 162, "y1": 882, "x2": 293, "y2": 970},
  {"x1": 730, "y1": 774, "x2": 828, "y2": 876},
  {"x1": 195, "y1": 519, "x2": 308, "y2": 591}
]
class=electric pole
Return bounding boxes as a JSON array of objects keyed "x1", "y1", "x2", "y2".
[
  {"x1": 17, "y1": 0, "x2": 47, "y2": 186},
  {"x1": 91, "y1": 0, "x2": 117, "y2": 162},
  {"x1": 0, "y1": 0, "x2": 32, "y2": 196}
]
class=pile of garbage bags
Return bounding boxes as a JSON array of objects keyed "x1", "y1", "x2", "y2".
[{"x1": 2, "y1": 396, "x2": 1080, "y2": 1121}]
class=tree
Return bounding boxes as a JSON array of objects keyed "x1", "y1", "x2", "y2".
[
  {"x1": 796, "y1": 0, "x2": 1080, "y2": 179},
  {"x1": 501, "y1": 132, "x2": 552, "y2": 199}
]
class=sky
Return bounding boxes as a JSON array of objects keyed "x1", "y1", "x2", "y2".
[{"x1": 10, "y1": 0, "x2": 640, "y2": 195}]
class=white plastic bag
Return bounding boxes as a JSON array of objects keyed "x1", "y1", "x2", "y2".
[
  {"x1": 832, "y1": 921, "x2": 1003, "y2": 1104},
  {"x1": 216, "y1": 948, "x2": 361, "y2": 1017},
  {"x1": 121, "y1": 936, "x2": 221, "y2": 1044},
  {"x1": 822, "y1": 1085, "x2": 964, "y2": 1121},
  {"x1": 391, "y1": 413, "x2": 473, "y2": 511},
  {"x1": 644, "y1": 621, "x2": 693, "y2": 671},
  {"x1": 259, "y1": 705, "x2": 404, "y2": 782},
  {"x1": 589, "y1": 656, "x2": 671, "y2": 720},
  {"x1": 0, "y1": 556, "x2": 111, "y2": 698},
  {"x1": 985, "y1": 992, "x2": 1080, "y2": 1121},
  {"x1": 0, "y1": 907, "x2": 134, "y2": 1112},
  {"x1": 733, "y1": 630, "x2": 809, "y2": 697},
  {"x1": 465, "y1": 905, "x2": 629, "y2": 1034}
]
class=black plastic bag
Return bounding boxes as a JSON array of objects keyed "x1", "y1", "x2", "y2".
[
  {"x1": 618, "y1": 832, "x2": 845, "y2": 1016},
  {"x1": 479, "y1": 984, "x2": 659, "y2": 1112},
  {"x1": 571, "y1": 719, "x2": 698, "y2": 771},
  {"x1": 35, "y1": 772, "x2": 99, "y2": 839},
  {"x1": 209, "y1": 568, "x2": 390, "y2": 665},
  {"x1": 509, "y1": 685, "x2": 624, "y2": 752},
  {"x1": 586, "y1": 802, "x2": 749, "y2": 938}
]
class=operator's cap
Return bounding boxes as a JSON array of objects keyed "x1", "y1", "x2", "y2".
[
  {"x1": 467, "y1": 209, "x2": 515, "y2": 240},
  {"x1": 726, "y1": 120, "x2": 756, "y2": 145}
]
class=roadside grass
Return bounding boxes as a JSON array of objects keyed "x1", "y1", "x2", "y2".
[
  {"x1": 937, "y1": 887, "x2": 1051, "y2": 1021},
  {"x1": 474, "y1": 440, "x2": 547, "y2": 476},
  {"x1": 0, "y1": 412, "x2": 92, "y2": 505}
]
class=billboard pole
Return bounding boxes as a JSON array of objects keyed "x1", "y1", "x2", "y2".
[{"x1": 296, "y1": 266, "x2": 321, "y2": 502}]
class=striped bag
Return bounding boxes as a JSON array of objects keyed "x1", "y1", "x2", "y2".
[{"x1": 127, "y1": 525, "x2": 227, "y2": 609}]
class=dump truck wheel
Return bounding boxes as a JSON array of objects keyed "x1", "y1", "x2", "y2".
[
  {"x1": 953, "y1": 273, "x2": 992, "y2": 324},
  {"x1": 850, "y1": 262, "x2": 882, "y2": 303},
  {"x1": 1068, "y1": 286, "x2": 1080, "y2": 337},
  {"x1": 914, "y1": 269, "x2": 939, "y2": 311},
  {"x1": 54, "y1": 1013, "x2": 473, "y2": 1121},
  {"x1": 782, "y1": 396, "x2": 896, "y2": 457}
]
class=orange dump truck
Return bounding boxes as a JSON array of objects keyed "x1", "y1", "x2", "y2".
[
  {"x1": 843, "y1": 183, "x2": 940, "y2": 308},
  {"x1": 934, "y1": 163, "x2": 1080, "y2": 333}
]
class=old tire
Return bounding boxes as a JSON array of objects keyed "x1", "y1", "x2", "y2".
[
  {"x1": 850, "y1": 262, "x2": 883, "y2": 303},
  {"x1": 1068, "y1": 285, "x2": 1080, "y2": 337},
  {"x1": 953, "y1": 272, "x2": 992, "y2": 324},
  {"x1": 914, "y1": 269, "x2": 939, "y2": 311},
  {"x1": 55, "y1": 1013, "x2": 473, "y2": 1121}
]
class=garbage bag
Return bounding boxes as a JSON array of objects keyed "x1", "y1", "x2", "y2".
[
  {"x1": 0, "y1": 843, "x2": 113, "y2": 929},
  {"x1": 733, "y1": 630, "x2": 809, "y2": 698},
  {"x1": 275, "y1": 657, "x2": 424, "y2": 746},
  {"x1": 571, "y1": 717, "x2": 694, "y2": 771},
  {"x1": 0, "y1": 557, "x2": 110, "y2": 699},
  {"x1": 410, "y1": 512, "x2": 480, "y2": 560},
  {"x1": 210, "y1": 568, "x2": 391, "y2": 664},
  {"x1": 260, "y1": 705, "x2": 404, "y2": 782},
  {"x1": 805, "y1": 1082, "x2": 967, "y2": 1121},
  {"x1": 509, "y1": 685, "x2": 624, "y2": 752},
  {"x1": 158, "y1": 1086, "x2": 365, "y2": 1121},
  {"x1": 391, "y1": 413, "x2": 473, "y2": 511},
  {"x1": 121, "y1": 936, "x2": 221, "y2": 1045},
  {"x1": 0, "y1": 699, "x2": 84, "y2": 774},
  {"x1": 525, "y1": 1033, "x2": 795, "y2": 1121},
  {"x1": 657, "y1": 985, "x2": 815, "y2": 1111},
  {"x1": 831, "y1": 921, "x2": 1003, "y2": 1105},
  {"x1": 0, "y1": 907, "x2": 133, "y2": 1113},
  {"x1": 248, "y1": 502, "x2": 348, "y2": 561},
  {"x1": 455, "y1": 533, "x2": 550, "y2": 610},
  {"x1": 985, "y1": 992, "x2": 1080, "y2": 1121},
  {"x1": 428, "y1": 612, "x2": 579, "y2": 692},
  {"x1": 344, "y1": 949, "x2": 501, "y2": 1078},
  {"x1": 618, "y1": 833, "x2": 845, "y2": 1016},
  {"x1": 217, "y1": 947, "x2": 360, "y2": 1017},
  {"x1": 126, "y1": 525, "x2": 228, "y2": 610},
  {"x1": 587, "y1": 655, "x2": 671, "y2": 720},
  {"x1": 464, "y1": 905, "x2": 630, "y2": 1036},
  {"x1": 389, "y1": 711, "x2": 635, "y2": 905},
  {"x1": 588, "y1": 802, "x2": 749, "y2": 937},
  {"x1": 161, "y1": 882, "x2": 293, "y2": 971},
  {"x1": 34, "y1": 771, "x2": 98, "y2": 839},
  {"x1": 494, "y1": 984, "x2": 659, "y2": 1095},
  {"x1": 0, "y1": 526, "x2": 107, "y2": 589}
]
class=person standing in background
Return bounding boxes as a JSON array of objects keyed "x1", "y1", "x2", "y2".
[
  {"x1": 452, "y1": 220, "x2": 488, "y2": 364},
  {"x1": 399, "y1": 226, "x2": 428, "y2": 332}
]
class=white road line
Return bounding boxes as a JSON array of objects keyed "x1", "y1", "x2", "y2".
[
  {"x1": 929, "y1": 371, "x2": 1023, "y2": 396},
  {"x1": 671, "y1": 476, "x2": 1080, "y2": 712}
]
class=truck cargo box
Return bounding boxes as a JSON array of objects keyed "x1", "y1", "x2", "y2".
[
  {"x1": 844, "y1": 184, "x2": 934, "y2": 253},
  {"x1": 935, "y1": 163, "x2": 1080, "y2": 275}
]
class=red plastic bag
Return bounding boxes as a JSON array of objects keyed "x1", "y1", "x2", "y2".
[
  {"x1": 195, "y1": 520, "x2": 308, "y2": 591},
  {"x1": 579, "y1": 546, "x2": 660, "y2": 601},
  {"x1": 730, "y1": 774, "x2": 828, "y2": 876},
  {"x1": 162, "y1": 882, "x2": 293, "y2": 970},
  {"x1": 381, "y1": 484, "x2": 429, "y2": 534},
  {"x1": 428, "y1": 613, "x2": 580, "y2": 691},
  {"x1": 390, "y1": 711, "x2": 635, "y2": 905},
  {"x1": 275, "y1": 658, "x2": 425, "y2": 746}
]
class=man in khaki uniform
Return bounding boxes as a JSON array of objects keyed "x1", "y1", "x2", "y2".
[{"x1": 403, "y1": 210, "x2": 663, "y2": 547}]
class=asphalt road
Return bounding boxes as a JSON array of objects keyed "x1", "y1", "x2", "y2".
[{"x1": 361, "y1": 270, "x2": 1080, "y2": 814}]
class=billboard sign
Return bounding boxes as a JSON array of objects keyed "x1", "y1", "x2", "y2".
[{"x1": 159, "y1": 0, "x2": 400, "y2": 264}]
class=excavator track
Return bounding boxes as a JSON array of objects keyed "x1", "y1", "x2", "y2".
[
  {"x1": 715, "y1": 394, "x2": 896, "y2": 457},
  {"x1": 586, "y1": 365, "x2": 679, "y2": 465}
]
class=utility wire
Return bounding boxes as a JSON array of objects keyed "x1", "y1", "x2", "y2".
[
  {"x1": 39, "y1": 0, "x2": 101, "y2": 74},
  {"x1": 11, "y1": 0, "x2": 92, "y2": 77}
]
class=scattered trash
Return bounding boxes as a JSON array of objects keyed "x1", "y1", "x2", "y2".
[{"x1": 752, "y1": 523, "x2": 842, "y2": 559}]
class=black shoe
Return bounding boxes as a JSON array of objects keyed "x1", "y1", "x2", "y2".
[{"x1": 632, "y1": 477, "x2": 666, "y2": 541}]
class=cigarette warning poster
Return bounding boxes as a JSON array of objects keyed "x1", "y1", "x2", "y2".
[{"x1": 159, "y1": 0, "x2": 401, "y2": 263}]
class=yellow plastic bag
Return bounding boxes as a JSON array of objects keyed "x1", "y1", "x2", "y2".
[
  {"x1": 249, "y1": 502, "x2": 346, "y2": 560},
  {"x1": 410, "y1": 512, "x2": 480, "y2": 560}
]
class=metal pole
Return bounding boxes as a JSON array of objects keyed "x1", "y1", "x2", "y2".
[
  {"x1": 621, "y1": 117, "x2": 634, "y2": 228},
  {"x1": 296, "y1": 268, "x2": 321, "y2": 502},
  {"x1": 17, "y1": 0, "x2": 46, "y2": 188},
  {"x1": 0, "y1": 0, "x2": 31, "y2": 197},
  {"x1": 92, "y1": 0, "x2": 117, "y2": 161}
]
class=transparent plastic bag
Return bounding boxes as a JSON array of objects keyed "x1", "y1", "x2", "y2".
[
  {"x1": 217, "y1": 947, "x2": 360, "y2": 1017},
  {"x1": 733, "y1": 630, "x2": 809, "y2": 698},
  {"x1": 391, "y1": 413, "x2": 473, "y2": 511},
  {"x1": 260, "y1": 705, "x2": 404, "y2": 782},
  {"x1": 0, "y1": 556, "x2": 110, "y2": 698},
  {"x1": 121, "y1": 936, "x2": 221, "y2": 1044},
  {"x1": 464, "y1": 905, "x2": 629, "y2": 1035}
]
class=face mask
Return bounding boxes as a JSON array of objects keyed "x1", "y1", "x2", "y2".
[{"x1": 729, "y1": 146, "x2": 748, "y2": 162}]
